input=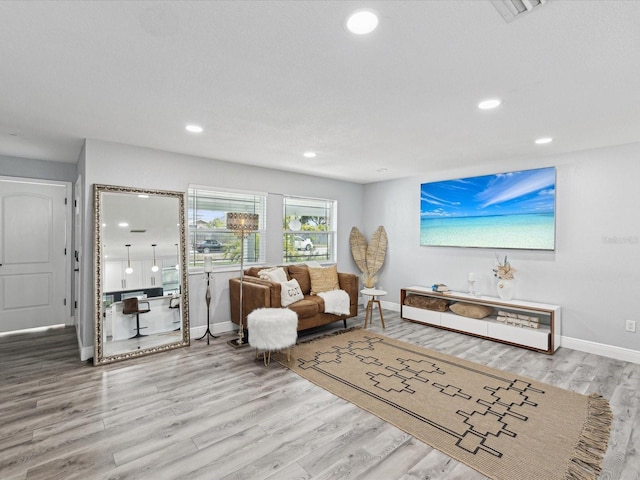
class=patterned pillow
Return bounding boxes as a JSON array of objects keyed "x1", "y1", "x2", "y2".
[
  {"x1": 280, "y1": 279, "x2": 304, "y2": 307},
  {"x1": 308, "y1": 265, "x2": 339, "y2": 295}
]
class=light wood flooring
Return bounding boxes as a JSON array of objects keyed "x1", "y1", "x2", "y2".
[{"x1": 1, "y1": 310, "x2": 639, "y2": 480}]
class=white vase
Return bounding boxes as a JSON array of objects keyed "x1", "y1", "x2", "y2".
[{"x1": 497, "y1": 279, "x2": 514, "y2": 300}]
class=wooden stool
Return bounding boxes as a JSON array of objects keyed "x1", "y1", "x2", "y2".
[{"x1": 361, "y1": 289, "x2": 387, "y2": 329}]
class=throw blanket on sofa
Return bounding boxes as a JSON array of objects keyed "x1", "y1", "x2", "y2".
[{"x1": 317, "y1": 289, "x2": 350, "y2": 315}]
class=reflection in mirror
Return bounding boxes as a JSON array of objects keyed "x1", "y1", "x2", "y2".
[{"x1": 94, "y1": 184, "x2": 190, "y2": 365}]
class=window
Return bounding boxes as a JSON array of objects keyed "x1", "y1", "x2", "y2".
[
  {"x1": 283, "y1": 196, "x2": 336, "y2": 264},
  {"x1": 188, "y1": 187, "x2": 266, "y2": 269}
]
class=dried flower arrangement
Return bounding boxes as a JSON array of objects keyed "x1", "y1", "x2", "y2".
[
  {"x1": 349, "y1": 226, "x2": 387, "y2": 288},
  {"x1": 493, "y1": 255, "x2": 516, "y2": 280}
]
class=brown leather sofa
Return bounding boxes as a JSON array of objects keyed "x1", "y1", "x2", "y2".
[{"x1": 229, "y1": 264, "x2": 358, "y2": 332}]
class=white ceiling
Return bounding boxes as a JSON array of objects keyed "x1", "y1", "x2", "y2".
[
  {"x1": 100, "y1": 190, "x2": 181, "y2": 260},
  {"x1": 1, "y1": 1, "x2": 639, "y2": 184}
]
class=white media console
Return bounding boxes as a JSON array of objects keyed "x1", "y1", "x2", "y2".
[{"x1": 400, "y1": 286, "x2": 561, "y2": 354}]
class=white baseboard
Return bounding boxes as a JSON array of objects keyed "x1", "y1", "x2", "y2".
[
  {"x1": 384, "y1": 300, "x2": 640, "y2": 364},
  {"x1": 189, "y1": 321, "x2": 235, "y2": 340},
  {"x1": 359, "y1": 299, "x2": 401, "y2": 312},
  {"x1": 380, "y1": 300, "x2": 401, "y2": 312},
  {"x1": 80, "y1": 322, "x2": 236, "y2": 362},
  {"x1": 76, "y1": 326, "x2": 93, "y2": 362},
  {"x1": 561, "y1": 336, "x2": 640, "y2": 364},
  {"x1": 80, "y1": 345, "x2": 93, "y2": 362}
]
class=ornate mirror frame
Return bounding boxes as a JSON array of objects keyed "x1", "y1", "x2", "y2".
[{"x1": 93, "y1": 184, "x2": 190, "y2": 365}]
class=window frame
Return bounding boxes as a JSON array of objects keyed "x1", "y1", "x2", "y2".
[
  {"x1": 282, "y1": 195, "x2": 337, "y2": 264},
  {"x1": 187, "y1": 186, "x2": 267, "y2": 271}
]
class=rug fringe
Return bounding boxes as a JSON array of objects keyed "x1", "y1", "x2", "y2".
[{"x1": 564, "y1": 393, "x2": 613, "y2": 480}]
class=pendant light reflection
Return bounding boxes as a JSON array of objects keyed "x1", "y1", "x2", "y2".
[
  {"x1": 151, "y1": 244, "x2": 159, "y2": 272},
  {"x1": 125, "y1": 244, "x2": 133, "y2": 274}
]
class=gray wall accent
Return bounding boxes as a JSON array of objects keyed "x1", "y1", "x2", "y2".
[
  {"x1": 76, "y1": 143, "x2": 90, "y2": 355},
  {"x1": 79, "y1": 139, "x2": 364, "y2": 350},
  {"x1": 0, "y1": 155, "x2": 76, "y2": 182},
  {"x1": 363, "y1": 141, "x2": 640, "y2": 352}
]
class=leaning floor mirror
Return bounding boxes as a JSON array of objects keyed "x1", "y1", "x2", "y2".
[{"x1": 93, "y1": 184, "x2": 190, "y2": 365}]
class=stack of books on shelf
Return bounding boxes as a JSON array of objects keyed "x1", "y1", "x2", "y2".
[
  {"x1": 431, "y1": 283, "x2": 450, "y2": 293},
  {"x1": 496, "y1": 310, "x2": 540, "y2": 329}
]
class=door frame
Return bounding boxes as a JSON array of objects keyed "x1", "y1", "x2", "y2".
[{"x1": 74, "y1": 174, "x2": 83, "y2": 329}]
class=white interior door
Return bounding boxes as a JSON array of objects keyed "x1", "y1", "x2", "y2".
[{"x1": 0, "y1": 177, "x2": 69, "y2": 332}]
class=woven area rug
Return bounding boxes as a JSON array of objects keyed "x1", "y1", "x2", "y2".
[{"x1": 276, "y1": 329, "x2": 612, "y2": 480}]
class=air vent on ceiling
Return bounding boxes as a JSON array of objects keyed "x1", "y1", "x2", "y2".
[
  {"x1": 130, "y1": 229, "x2": 147, "y2": 233},
  {"x1": 491, "y1": 0, "x2": 548, "y2": 23}
]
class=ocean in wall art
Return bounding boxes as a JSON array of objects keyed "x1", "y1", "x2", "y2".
[{"x1": 420, "y1": 167, "x2": 556, "y2": 250}]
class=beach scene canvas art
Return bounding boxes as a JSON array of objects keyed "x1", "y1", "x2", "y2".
[{"x1": 420, "y1": 167, "x2": 556, "y2": 250}]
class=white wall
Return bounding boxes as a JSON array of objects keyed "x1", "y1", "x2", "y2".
[
  {"x1": 76, "y1": 143, "x2": 88, "y2": 352},
  {"x1": 12, "y1": 139, "x2": 639, "y2": 359},
  {"x1": 79, "y1": 139, "x2": 364, "y2": 351},
  {"x1": 363, "y1": 142, "x2": 640, "y2": 354},
  {"x1": 0, "y1": 154, "x2": 76, "y2": 182}
]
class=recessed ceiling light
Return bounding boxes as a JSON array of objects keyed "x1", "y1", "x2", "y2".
[
  {"x1": 138, "y1": 194, "x2": 149, "y2": 198},
  {"x1": 346, "y1": 9, "x2": 379, "y2": 35},
  {"x1": 478, "y1": 99, "x2": 501, "y2": 110},
  {"x1": 118, "y1": 222, "x2": 129, "y2": 228},
  {"x1": 535, "y1": 137, "x2": 553, "y2": 144},
  {"x1": 303, "y1": 151, "x2": 317, "y2": 158},
  {"x1": 185, "y1": 124, "x2": 203, "y2": 133}
]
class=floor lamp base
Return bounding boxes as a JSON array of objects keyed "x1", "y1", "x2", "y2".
[
  {"x1": 197, "y1": 272, "x2": 218, "y2": 345},
  {"x1": 197, "y1": 328, "x2": 218, "y2": 344},
  {"x1": 227, "y1": 337, "x2": 249, "y2": 349}
]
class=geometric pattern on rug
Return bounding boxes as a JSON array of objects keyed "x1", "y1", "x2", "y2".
[
  {"x1": 299, "y1": 335, "x2": 540, "y2": 459},
  {"x1": 279, "y1": 330, "x2": 612, "y2": 480}
]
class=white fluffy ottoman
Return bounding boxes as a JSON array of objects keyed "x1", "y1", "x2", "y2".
[{"x1": 247, "y1": 308, "x2": 298, "y2": 366}]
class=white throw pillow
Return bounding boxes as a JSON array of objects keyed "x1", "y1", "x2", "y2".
[
  {"x1": 259, "y1": 267, "x2": 288, "y2": 283},
  {"x1": 280, "y1": 279, "x2": 304, "y2": 307}
]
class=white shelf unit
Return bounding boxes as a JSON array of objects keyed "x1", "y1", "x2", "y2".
[{"x1": 400, "y1": 286, "x2": 561, "y2": 354}]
